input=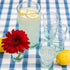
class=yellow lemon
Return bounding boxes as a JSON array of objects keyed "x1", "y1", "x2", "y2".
[
  {"x1": 18, "y1": 9, "x2": 40, "y2": 19},
  {"x1": 26, "y1": 9, "x2": 40, "y2": 19},
  {"x1": 56, "y1": 49, "x2": 70, "y2": 65},
  {"x1": 0, "y1": 37, "x2": 6, "y2": 52},
  {"x1": 18, "y1": 9, "x2": 27, "y2": 16}
]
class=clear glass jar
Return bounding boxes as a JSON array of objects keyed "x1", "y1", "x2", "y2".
[{"x1": 17, "y1": 1, "x2": 41, "y2": 48}]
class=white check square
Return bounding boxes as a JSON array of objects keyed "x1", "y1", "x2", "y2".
[
  {"x1": 1, "y1": 14, "x2": 7, "y2": 19},
  {"x1": 49, "y1": 3, "x2": 56, "y2": 8},
  {"x1": 3, "y1": 4, "x2": 9, "y2": 8},
  {"x1": 11, "y1": 9, "x2": 17, "y2": 14},
  {"x1": 4, "y1": 0, "x2": 10, "y2": 3},
  {"x1": 2, "y1": 9, "x2": 8, "y2": 14},
  {"x1": 60, "y1": 8, "x2": 66, "y2": 14},
  {"x1": 0, "y1": 20, "x2": 6, "y2": 26},
  {"x1": 10, "y1": 15, "x2": 17, "y2": 19},
  {"x1": 12, "y1": 4, "x2": 18, "y2": 9}
]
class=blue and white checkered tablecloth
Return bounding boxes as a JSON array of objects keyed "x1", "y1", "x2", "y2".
[{"x1": 0, "y1": 0, "x2": 70, "y2": 70}]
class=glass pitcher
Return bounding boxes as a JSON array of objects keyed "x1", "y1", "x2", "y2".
[{"x1": 17, "y1": 1, "x2": 41, "y2": 48}]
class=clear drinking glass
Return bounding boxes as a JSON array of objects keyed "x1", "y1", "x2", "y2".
[
  {"x1": 53, "y1": 24, "x2": 68, "y2": 55},
  {"x1": 43, "y1": 12, "x2": 59, "y2": 42},
  {"x1": 17, "y1": 1, "x2": 41, "y2": 48},
  {"x1": 39, "y1": 39, "x2": 56, "y2": 68}
]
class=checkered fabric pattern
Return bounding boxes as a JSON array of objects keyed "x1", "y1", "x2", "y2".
[{"x1": 0, "y1": 0, "x2": 70, "y2": 70}]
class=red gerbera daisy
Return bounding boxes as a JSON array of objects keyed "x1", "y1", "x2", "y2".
[{"x1": 2, "y1": 29, "x2": 30, "y2": 53}]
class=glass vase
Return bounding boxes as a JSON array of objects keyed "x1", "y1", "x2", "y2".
[{"x1": 11, "y1": 52, "x2": 24, "y2": 62}]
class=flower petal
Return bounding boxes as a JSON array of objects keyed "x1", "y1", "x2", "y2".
[{"x1": 2, "y1": 29, "x2": 30, "y2": 53}]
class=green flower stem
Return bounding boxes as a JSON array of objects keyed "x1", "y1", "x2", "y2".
[{"x1": 16, "y1": 52, "x2": 22, "y2": 60}]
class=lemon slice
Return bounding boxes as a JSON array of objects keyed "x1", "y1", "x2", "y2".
[
  {"x1": 26, "y1": 9, "x2": 40, "y2": 19},
  {"x1": 0, "y1": 37, "x2": 6, "y2": 52},
  {"x1": 18, "y1": 9, "x2": 40, "y2": 19},
  {"x1": 18, "y1": 9, "x2": 27, "y2": 16}
]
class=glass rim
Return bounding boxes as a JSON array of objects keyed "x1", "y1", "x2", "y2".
[
  {"x1": 43, "y1": 11, "x2": 59, "y2": 22},
  {"x1": 39, "y1": 39, "x2": 56, "y2": 49},
  {"x1": 16, "y1": 1, "x2": 41, "y2": 14},
  {"x1": 39, "y1": 44, "x2": 56, "y2": 56},
  {"x1": 42, "y1": 11, "x2": 59, "y2": 15},
  {"x1": 43, "y1": 11, "x2": 59, "y2": 17}
]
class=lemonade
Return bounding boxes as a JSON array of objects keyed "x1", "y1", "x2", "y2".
[{"x1": 18, "y1": 9, "x2": 40, "y2": 48}]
